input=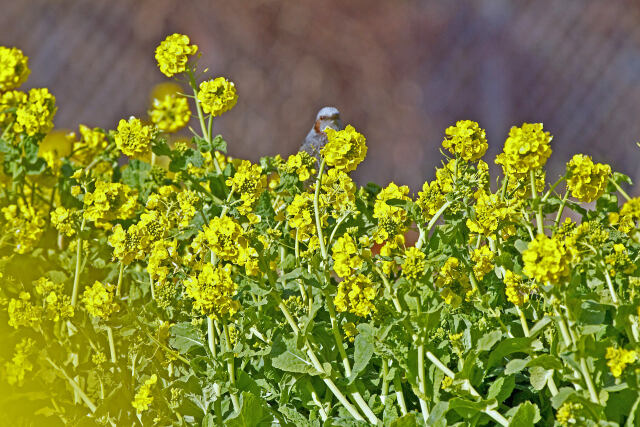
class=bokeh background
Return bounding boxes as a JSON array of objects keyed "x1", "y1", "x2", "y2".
[{"x1": 2, "y1": 0, "x2": 640, "y2": 192}]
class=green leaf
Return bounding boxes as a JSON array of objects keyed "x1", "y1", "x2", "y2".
[
  {"x1": 211, "y1": 134, "x2": 227, "y2": 153},
  {"x1": 526, "y1": 355, "x2": 562, "y2": 370},
  {"x1": 226, "y1": 392, "x2": 279, "y2": 427},
  {"x1": 505, "y1": 358, "x2": 529, "y2": 375},
  {"x1": 390, "y1": 413, "x2": 417, "y2": 427},
  {"x1": 348, "y1": 324, "x2": 374, "y2": 384},
  {"x1": 477, "y1": 330, "x2": 502, "y2": 352},
  {"x1": 529, "y1": 366, "x2": 552, "y2": 391},
  {"x1": 152, "y1": 138, "x2": 172, "y2": 156},
  {"x1": 448, "y1": 397, "x2": 497, "y2": 418},
  {"x1": 270, "y1": 336, "x2": 319, "y2": 375},
  {"x1": 169, "y1": 322, "x2": 205, "y2": 354},
  {"x1": 487, "y1": 375, "x2": 515, "y2": 403},
  {"x1": 508, "y1": 401, "x2": 540, "y2": 426},
  {"x1": 487, "y1": 337, "x2": 535, "y2": 369}
]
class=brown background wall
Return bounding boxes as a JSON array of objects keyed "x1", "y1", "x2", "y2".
[{"x1": 2, "y1": 0, "x2": 640, "y2": 192}]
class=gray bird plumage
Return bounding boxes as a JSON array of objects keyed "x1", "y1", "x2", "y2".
[{"x1": 299, "y1": 106, "x2": 343, "y2": 159}]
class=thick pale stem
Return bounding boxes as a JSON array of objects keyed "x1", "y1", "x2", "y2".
[
  {"x1": 115, "y1": 262, "x2": 124, "y2": 298},
  {"x1": 554, "y1": 190, "x2": 569, "y2": 227},
  {"x1": 393, "y1": 373, "x2": 408, "y2": 415},
  {"x1": 516, "y1": 306, "x2": 530, "y2": 337},
  {"x1": 107, "y1": 326, "x2": 116, "y2": 364},
  {"x1": 609, "y1": 177, "x2": 632, "y2": 202},
  {"x1": 381, "y1": 358, "x2": 389, "y2": 405},
  {"x1": 223, "y1": 322, "x2": 241, "y2": 413},
  {"x1": 313, "y1": 159, "x2": 328, "y2": 261},
  {"x1": 530, "y1": 169, "x2": 544, "y2": 235},
  {"x1": 603, "y1": 267, "x2": 619, "y2": 306},
  {"x1": 70, "y1": 217, "x2": 86, "y2": 307},
  {"x1": 207, "y1": 318, "x2": 217, "y2": 358}
]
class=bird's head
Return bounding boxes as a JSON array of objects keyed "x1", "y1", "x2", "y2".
[{"x1": 314, "y1": 106, "x2": 342, "y2": 133}]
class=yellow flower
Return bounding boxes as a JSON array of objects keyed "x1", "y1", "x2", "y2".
[
  {"x1": 556, "y1": 402, "x2": 584, "y2": 426},
  {"x1": 149, "y1": 93, "x2": 191, "y2": 133},
  {"x1": 319, "y1": 168, "x2": 357, "y2": 218},
  {"x1": 331, "y1": 233, "x2": 363, "y2": 278},
  {"x1": 7, "y1": 292, "x2": 42, "y2": 329},
  {"x1": 34, "y1": 277, "x2": 74, "y2": 321},
  {"x1": 155, "y1": 33, "x2": 198, "y2": 77},
  {"x1": 83, "y1": 181, "x2": 138, "y2": 227},
  {"x1": 471, "y1": 246, "x2": 494, "y2": 280},
  {"x1": 402, "y1": 247, "x2": 426, "y2": 280},
  {"x1": 0, "y1": 46, "x2": 30, "y2": 91},
  {"x1": 503, "y1": 270, "x2": 535, "y2": 306},
  {"x1": 522, "y1": 234, "x2": 571, "y2": 285},
  {"x1": 197, "y1": 77, "x2": 238, "y2": 117},
  {"x1": 343, "y1": 322, "x2": 359, "y2": 343},
  {"x1": 416, "y1": 180, "x2": 446, "y2": 222},
  {"x1": 321, "y1": 125, "x2": 367, "y2": 172},
  {"x1": 72, "y1": 124, "x2": 109, "y2": 165},
  {"x1": 566, "y1": 154, "x2": 611, "y2": 202},
  {"x1": 0, "y1": 90, "x2": 27, "y2": 128},
  {"x1": 108, "y1": 223, "x2": 148, "y2": 264},
  {"x1": 1, "y1": 203, "x2": 45, "y2": 254},
  {"x1": 203, "y1": 216, "x2": 244, "y2": 261},
  {"x1": 184, "y1": 263, "x2": 240, "y2": 320},
  {"x1": 495, "y1": 123, "x2": 552, "y2": 175},
  {"x1": 81, "y1": 281, "x2": 119, "y2": 319},
  {"x1": 13, "y1": 88, "x2": 56, "y2": 136},
  {"x1": 3, "y1": 338, "x2": 35, "y2": 386},
  {"x1": 286, "y1": 192, "x2": 322, "y2": 241},
  {"x1": 467, "y1": 190, "x2": 518, "y2": 238},
  {"x1": 435, "y1": 257, "x2": 470, "y2": 307},
  {"x1": 225, "y1": 160, "x2": 266, "y2": 215},
  {"x1": 280, "y1": 151, "x2": 316, "y2": 181},
  {"x1": 605, "y1": 346, "x2": 637, "y2": 377},
  {"x1": 334, "y1": 274, "x2": 377, "y2": 317},
  {"x1": 132, "y1": 374, "x2": 158, "y2": 413},
  {"x1": 114, "y1": 117, "x2": 155, "y2": 158},
  {"x1": 373, "y1": 182, "x2": 410, "y2": 243},
  {"x1": 610, "y1": 197, "x2": 640, "y2": 233},
  {"x1": 39, "y1": 130, "x2": 74, "y2": 171},
  {"x1": 442, "y1": 120, "x2": 488, "y2": 161}
]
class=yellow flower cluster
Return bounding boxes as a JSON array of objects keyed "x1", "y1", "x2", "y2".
[
  {"x1": 51, "y1": 207, "x2": 77, "y2": 236},
  {"x1": 556, "y1": 402, "x2": 584, "y2": 426},
  {"x1": 321, "y1": 125, "x2": 367, "y2": 172},
  {"x1": 83, "y1": 181, "x2": 138, "y2": 227},
  {"x1": 442, "y1": 120, "x2": 488, "y2": 162},
  {"x1": 523, "y1": 234, "x2": 571, "y2": 285},
  {"x1": 416, "y1": 180, "x2": 446, "y2": 222},
  {"x1": 605, "y1": 346, "x2": 637, "y2": 377},
  {"x1": 132, "y1": 374, "x2": 158, "y2": 413},
  {"x1": 82, "y1": 281, "x2": 119, "y2": 319},
  {"x1": 184, "y1": 263, "x2": 240, "y2": 319},
  {"x1": 114, "y1": 117, "x2": 155, "y2": 158},
  {"x1": 319, "y1": 168, "x2": 357, "y2": 218},
  {"x1": 286, "y1": 192, "x2": 322, "y2": 241},
  {"x1": 467, "y1": 190, "x2": 517, "y2": 238},
  {"x1": 2, "y1": 203, "x2": 45, "y2": 254},
  {"x1": 280, "y1": 151, "x2": 316, "y2": 181},
  {"x1": 226, "y1": 160, "x2": 266, "y2": 215},
  {"x1": 343, "y1": 322, "x2": 359, "y2": 343},
  {"x1": 435, "y1": 257, "x2": 471, "y2": 307},
  {"x1": 7, "y1": 292, "x2": 42, "y2": 329},
  {"x1": 610, "y1": 197, "x2": 640, "y2": 233},
  {"x1": 565, "y1": 154, "x2": 611, "y2": 202},
  {"x1": 402, "y1": 247, "x2": 426, "y2": 280},
  {"x1": 471, "y1": 246, "x2": 494, "y2": 280},
  {"x1": 0, "y1": 46, "x2": 30, "y2": 91},
  {"x1": 605, "y1": 243, "x2": 636, "y2": 278},
  {"x1": 503, "y1": 270, "x2": 535, "y2": 306},
  {"x1": 495, "y1": 123, "x2": 552, "y2": 175},
  {"x1": 203, "y1": 216, "x2": 244, "y2": 261},
  {"x1": 13, "y1": 88, "x2": 57, "y2": 136},
  {"x1": 0, "y1": 90, "x2": 26, "y2": 127},
  {"x1": 148, "y1": 240, "x2": 177, "y2": 288},
  {"x1": 39, "y1": 130, "x2": 73, "y2": 171},
  {"x1": 149, "y1": 93, "x2": 191, "y2": 133},
  {"x1": 373, "y1": 183, "x2": 410, "y2": 243},
  {"x1": 197, "y1": 77, "x2": 238, "y2": 117},
  {"x1": 72, "y1": 125, "x2": 109, "y2": 165},
  {"x1": 109, "y1": 223, "x2": 148, "y2": 264},
  {"x1": 155, "y1": 33, "x2": 198, "y2": 77},
  {"x1": 34, "y1": 277, "x2": 74, "y2": 321},
  {"x1": 331, "y1": 233, "x2": 363, "y2": 277},
  {"x1": 334, "y1": 274, "x2": 377, "y2": 317},
  {"x1": 3, "y1": 338, "x2": 35, "y2": 386}
]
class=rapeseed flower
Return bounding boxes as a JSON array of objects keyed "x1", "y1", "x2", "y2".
[
  {"x1": 132, "y1": 374, "x2": 158, "y2": 413},
  {"x1": 442, "y1": 120, "x2": 488, "y2": 161},
  {"x1": 495, "y1": 123, "x2": 552, "y2": 175},
  {"x1": 402, "y1": 247, "x2": 426, "y2": 280},
  {"x1": 82, "y1": 281, "x2": 119, "y2": 319},
  {"x1": 503, "y1": 270, "x2": 535, "y2": 306},
  {"x1": 416, "y1": 180, "x2": 446, "y2": 222},
  {"x1": 149, "y1": 93, "x2": 191, "y2": 133},
  {"x1": 331, "y1": 233, "x2": 363, "y2": 278},
  {"x1": 198, "y1": 77, "x2": 237, "y2": 117},
  {"x1": 471, "y1": 246, "x2": 494, "y2": 280},
  {"x1": 0, "y1": 46, "x2": 30, "y2": 91},
  {"x1": 13, "y1": 88, "x2": 56, "y2": 136},
  {"x1": 610, "y1": 197, "x2": 640, "y2": 233},
  {"x1": 334, "y1": 274, "x2": 377, "y2": 317},
  {"x1": 435, "y1": 257, "x2": 471, "y2": 307},
  {"x1": 321, "y1": 125, "x2": 367, "y2": 172},
  {"x1": 155, "y1": 33, "x2": 198, "y2": 77},
  {"x1": 3, "y1": 338, "x2": 35, "y2": 386},
  {"x1": 373, "y1": 182, "x2": 410, "y2": 243},
  {"x1": 605, "y1": 346, "x2": 637, "y2": 377},
  {"x1": 114, "y1": 117, "x2": 155, "y2": 158},
  {"x1": 566, "y1": 154, "x2": 611, "y2": 202},
  {"x1": 226, "y1": 160, "x2": 266, "y2": 215},
  {"x1": 523, "y1": 234, "x2": 571, "y2": 285},
  {"x1": 184, "y1": 263, "x2": 240, "y2": 320}
]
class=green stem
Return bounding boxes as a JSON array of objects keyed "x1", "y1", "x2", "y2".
[
  {"x1": 417, "y1": 200, "x2": 452, "y2": 249},
  {"x1": 70, "y1": 217, "x2": 86, "y2": 307},
  {"x1": 393, "y1": 372, "x2": 408, "y2": 415},
  {"x1": 554, "y1": 190, "x2": 570, "y2": 227},
  {"x1": 223, "y1": 322, "x2": 241, "y2": 413},
  {"x1": 305, "y1": 381, "x2": 329, "y2": 421},
  {"x1": 115, "y1": 262, "x2": 124, "y2": 298},
  {"x1": 416, "y1": 294, "x2": 429, "y2": 422},
  {"x1": 207, "y1": 318, "x2": 217, "y2": 358},
  {"x1": 602, "y1": 267, "x2": 619, "y2": 306},
  {"x1": 46, "y1": 358, "x2": 96, "y2": 413},
  {"x1": 381, "y1": 358, "x2": 390, "y2": 405},
  {"x1": 149, "y1": 272, "x2": 156, "y2": 301},
  {"x1": 530, "y1": 170, "x2": 544, "y2": 235},
  {"x1": 516, "y1": 306, "x2": 530, "y2": 337},
  {"x1": 609, "y1": 177, "x2": 632, "y2": 202},
  {"x1": 313, "y1": 159, "x2": 328, "y2": 261},
  {"x1": 106, "y1": 326, "x2": 116, "y2": 364}
]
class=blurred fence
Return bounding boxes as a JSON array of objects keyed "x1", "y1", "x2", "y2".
[{"x1": 2, "y1": 0, "x2": 640, "y2": 191}]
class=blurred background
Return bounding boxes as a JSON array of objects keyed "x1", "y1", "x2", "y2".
[{"x1": 2, "y1": 0, "x2": 640, "y2": 192}]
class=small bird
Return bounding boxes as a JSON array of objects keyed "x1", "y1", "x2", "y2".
[{"x1": 299, "y1": 106, "x2": 343, "y2": 159}]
